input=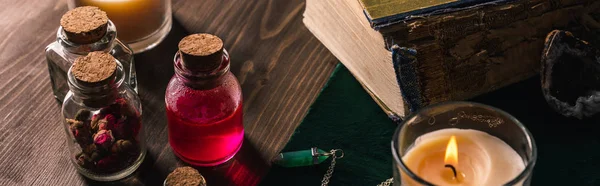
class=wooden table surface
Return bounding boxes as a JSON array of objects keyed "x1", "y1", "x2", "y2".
[{"x1": 0, "y1": 0, "x2": 338, "y2": 185}]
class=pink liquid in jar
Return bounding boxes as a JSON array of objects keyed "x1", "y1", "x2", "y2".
[{"x1": 166, "y1": 65, "x2": 244, "y2": 166}]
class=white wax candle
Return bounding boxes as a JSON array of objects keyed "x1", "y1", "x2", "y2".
[{"x1": 400, "y1": 129, "x2": 525, "y2": 186}]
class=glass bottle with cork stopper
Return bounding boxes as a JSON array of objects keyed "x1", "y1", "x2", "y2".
[
  {"x1": 46, "y1": 6, "x2": 136, "y2": 103},
  {"x1": 62, "y1": 51, "x2": 144, "y2": 181},
  {"x1": 165, "y1": 33, "x2": 244, "y2": 166}
]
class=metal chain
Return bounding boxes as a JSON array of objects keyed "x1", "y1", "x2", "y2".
[
  {"x1": 319, "y1": 149, "x2": 393, "y2": 186},
  {"x1": 377, "y1": 178, "x2": 394, "y2": 186},
  {"x1": 321, "y1": 149, "x2": 338, "y2": 186}
]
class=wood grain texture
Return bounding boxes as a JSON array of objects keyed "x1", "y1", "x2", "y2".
[{"x1": 0, "y1": 0, "x2": 338, "y2": 185}]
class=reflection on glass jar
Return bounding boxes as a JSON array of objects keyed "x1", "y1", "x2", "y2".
[{"x1": 68, "y1": 0, "x2": 172, "y2": 53}]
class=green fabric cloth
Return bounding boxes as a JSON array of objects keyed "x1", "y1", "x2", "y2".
[
  {"x1": 261, "y1": 64, "x2": 600, "y2": 185},
  {"x1": 261, "y1": 64, "x2": 396, "y2": 185}
]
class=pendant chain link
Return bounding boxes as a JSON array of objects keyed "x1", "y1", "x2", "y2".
[
  {"x1": 320, "y1": 149, "x2": 393, "y2": 186},
  {"x1": 320, "y1": 149, "x2": 337, "y2": 186},
  {"x1": 377, "y1": 178, "x2": 394, "y2": 186}
]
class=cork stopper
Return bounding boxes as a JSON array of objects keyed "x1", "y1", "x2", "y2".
[
  {"x1": 165, "y1": 167, "x2": 207, "y2": 186},
  {"x1": 72, "y1": 51, "x2": 117, "y2": 85},
  {"x1": 60, "y1": 6, "x2": 108, "y2": 44},
  {"x1": 178, "y1": 33, "x2": 224, "y2": 71}
]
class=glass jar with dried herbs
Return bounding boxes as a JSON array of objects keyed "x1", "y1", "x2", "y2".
[
  {"x1": 61, "y1": 51, "x2": 144, "y2": 181},
  {"x1": 46, "y1": 6, "x2": 136, "y2": 103}
]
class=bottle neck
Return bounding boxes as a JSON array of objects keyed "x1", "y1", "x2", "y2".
[
  {"x1": 173, "y1": 49, "x2": 231, "y2": 90},
  {"x1": 57, "y1": 20, "x2": 117, "y2": 55},
  {"x1": 67, "y1": 60, "x2": 125, "y2": 108}
]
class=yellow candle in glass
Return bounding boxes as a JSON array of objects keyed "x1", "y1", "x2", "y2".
[
  {"x1": 401, "y1": 129, "x2": 525, "y2": 185},
  {"x1": 72, "y1": 0, "x2": 168, "y2": 43}
]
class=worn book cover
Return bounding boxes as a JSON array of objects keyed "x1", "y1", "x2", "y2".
[
  {"x1": 360, "y1": 0, "x2": 514, "y2": 28},
  {"x1": 360, "y1": 0, "x2": 594, "y2": 112},
  {"x1": 303, "y1": 0, "x2": 596, "y2": 118}
]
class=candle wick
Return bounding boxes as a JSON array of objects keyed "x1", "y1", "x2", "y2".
[{"x1": 444, "y1": 164, "x2": 457, "y2": 178}]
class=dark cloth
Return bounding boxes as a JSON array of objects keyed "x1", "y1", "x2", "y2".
[{"x1": 261, "y1": 64, "x2": 600, "y2": 186}]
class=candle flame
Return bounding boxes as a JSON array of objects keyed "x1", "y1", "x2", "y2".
[{"x1": 444, "y1": 136, "x2": 458, "y2": 166}]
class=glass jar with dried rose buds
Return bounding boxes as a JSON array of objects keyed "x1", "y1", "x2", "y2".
[{"x1": 61, "y1": 51, "x2": 144, "y2": 181}]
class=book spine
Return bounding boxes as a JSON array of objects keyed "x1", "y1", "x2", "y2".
[{"x1": 391, "y1": 46, "x2": 422, "y2": 112}]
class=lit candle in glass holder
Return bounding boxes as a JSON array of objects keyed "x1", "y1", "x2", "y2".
[{"x1": 393, "y1": 102, "x2": 537, "y2": 186}]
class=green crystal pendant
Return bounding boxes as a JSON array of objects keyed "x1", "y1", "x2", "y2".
[{"x1": 273, "y1": 147, "x2": 331, "y2": 167}]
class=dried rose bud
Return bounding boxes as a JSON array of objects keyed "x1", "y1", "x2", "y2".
[
  {"x1": 77, "y1": 135, "x2": 92, "y2": 146},
  {"x1": 120, "y1": 140, "x2": 134, "y2": 152},
  {"x1": 98, "y1": 119, "x2": 108, "y2": 131},
  {"x1": 110, "y1": 143, "x2": 119, "y2": 154},
  {"x1": 71, "y1": 128, "x2": 79, "y2": 138},
  {"x1": 94, "y1": 130, "x2": 114, "y2": 149},
  {"x1": 69, "y1": 118, "x2": 90, "y2": 138},
  {"x1": 75, "y1": 109, "x2": 91, "y2": 121},
  {"x1": 91, "y1": 151, "x2": 102, "y2": 161},
  {"x1": 67, "y1": 119, "x2": 83, "y2": 129},
  {"x1": 71, "y1": 121, "x2": 91, "y2": 146},
  {"x1": 91, "y1": 114, "x2": 103, "y2": 132},
  {"x1": 104, "y1": 114, "x2": 117, "y2": 129},
  {"x1": 111, "y1": 139, "x2": 134, "y2": 154},
  {"x1": 66, "y1": 118, "x2": 78, "y2": 125},
  {"x1": 71, "y1": 127, "x2": 82, "y2": 138},
  {"x1": 96, "y1": 155, "x2": 119, "y2": 171},
  {"x1": 83, "y1": 144, "x2": 97, "y2": 155},
  {"x1": 76, "y1": 153, "x2": 92, "y2": 168},
  {"x1": 82, "y1": 120, "x2": 92, "y2": 130},
  {"x1": 73, "y1": 126, "x2": 92, "y2": 146}
]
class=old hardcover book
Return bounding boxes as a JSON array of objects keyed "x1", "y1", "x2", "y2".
[{"x1": 304, "y1": 0, "x2": 596, "y2": 119}]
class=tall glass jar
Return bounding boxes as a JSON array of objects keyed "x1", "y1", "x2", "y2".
[
  {"x1": 46, "y1": 6, "x2": 136, "y2": 103},
  {"x1": 62, "y1": 52, "x2": 144, "y2": 181},
  {"x1": 166, "y1": 34, "x2": 244, "y2": 166},
  {"x1": 68, "y1": 0, "x2": 172, "y2": 53}
]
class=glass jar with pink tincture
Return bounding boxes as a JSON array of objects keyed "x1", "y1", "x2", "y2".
[{"x1": 165, "y1": 33, "x2": 244, "y2": 166}]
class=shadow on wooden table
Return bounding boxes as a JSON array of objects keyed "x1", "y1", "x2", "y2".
[
  {"x1": 82, "y1": 137, "x2": 267, "y2": 185},
  {"x1": 192, "y1": 138, "x2": 268, "y2": 186}
]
